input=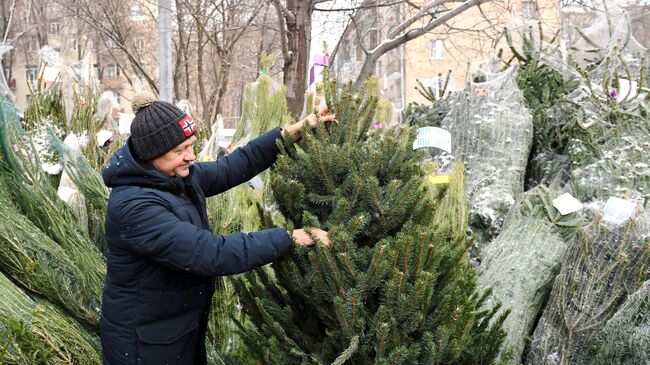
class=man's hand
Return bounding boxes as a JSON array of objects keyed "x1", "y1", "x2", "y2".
[
  {"x1": 290, "y1": 228, "x2": 331, "y2": 248},
  {"x1": 282, "y1": 106, "x2": 336, "y2": 141}
]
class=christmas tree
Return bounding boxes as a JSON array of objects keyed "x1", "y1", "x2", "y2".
[{"x1": 233, "y1": 77, "x2": 507, "y2": 364}]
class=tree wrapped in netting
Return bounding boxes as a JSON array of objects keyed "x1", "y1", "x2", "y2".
[
  {"x1": 503, "y1": 24, "x2": 582, "y2": 188},
  {"x1": 506, "y1": 3, "x2": 650, "y2": 199},
  {"x1": 403, "y1": 72, "x2": 453, "y2": 129},
  {"x1": 526, "y1": 205, "x2": 650, "y2": 364},
  {"x1": 592, "y1": 282, "x2": 650, "y2": 364},
  {"x1": 476, "y1": 186, "x2": 586, "y2": 364},
  {"x1": 0, "y1": 271, "x2": 101, "y2": 364},
  {"x1": 563, "y1": 38, "x2": 649, "y2": 202},
  {"x1": 0, "y1": 169, "x2": 103, "y2": 327},
  {"x1": 0, "y1": 97, "x2": 105, "y2": 328},
  {"x1": 437, "y1": 59, "x2": 533, "y2": 244},
  {"x1": 232, "y1": 77, "x2": 507, "y2": 364},
  {"x1": 50, "y1": 133, "x2": 110, "y2": 254},
  {"x1": 569, "y1": 1, "x2": 647, "y2": 68},
  {"x1": 208, "y1": 74, "x2": 291, "y2": 234},
  {"x1": 68, "y1": 89, "x2": 126, "y2": 172}
]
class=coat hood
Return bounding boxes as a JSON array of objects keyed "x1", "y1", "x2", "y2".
[{"x1": 102, "y1": 139, "x2": 187, "y2": 193}]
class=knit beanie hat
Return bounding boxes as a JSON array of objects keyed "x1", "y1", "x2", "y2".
[{"x1": 130, "y1": 90, "x2": 198, "y2": 161}]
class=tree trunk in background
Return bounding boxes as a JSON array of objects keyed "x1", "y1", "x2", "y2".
[
  {"x1": 284, "y1": 0, "x2": 311, "y2": 118},
  {"x1": 211, "y1": 57, "x2": 231, "y2": 122}
]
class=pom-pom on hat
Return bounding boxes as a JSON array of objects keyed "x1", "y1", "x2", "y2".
[{"x1": 129, "y1": 90, "x2": 198, "y2": 161}]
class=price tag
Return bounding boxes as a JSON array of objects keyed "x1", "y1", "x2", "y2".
[
  {"x1": 413, "y1": 127, "x2": 451, "y2": 153},
  {"x1": 616, "y1": 78, "x2": 637, "y2": 102},
  {"x1": 96, "y1": 129, "x2": 114, "y2": 146},
  {"x1": 602, "y1": 197, "x2": 637, "y2": 224},
  {"x1": 427, "y1": 175, "x2": 450, "y2": 184},
  {"x1": 552, "y1": 193, "x2": 583, "y2": 215}
]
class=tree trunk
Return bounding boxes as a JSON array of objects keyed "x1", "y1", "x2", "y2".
[
  {"x1": 284, "y1": 0, "x2": 311, "y2": 118},
  {"x1": 197, "y1": 29, "x2": 209, "y2": 123},
  {"x1": 173, "y1": 0, "x2": 185, "y2": 101},
  {"x1": 211, "y1": 58, "x2": 231, "y2": 125}
]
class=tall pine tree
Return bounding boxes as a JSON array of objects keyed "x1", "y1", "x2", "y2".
[{"x1": 233, "y1": 77, "x2": 506, "y2": 364}]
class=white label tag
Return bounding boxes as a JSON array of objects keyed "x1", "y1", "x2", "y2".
[
  {"x1": 602, "y1": 197, "x2": 637, "y2": 224},
  {"x1": 118, "y1": 113, "x2": 135, "y2": 135},
  {"x1": 413, "y1": 127, "x2": 452, "y2": 153},
  {"x1": 552, "y1": 193, "x2": 583, "y2": 215},
  {"x1": 616, "y1": 78, "x2": 638, "y2": 102},
  {"x1": 96, "y1": 129, "x2": 114, "y2": 146}
]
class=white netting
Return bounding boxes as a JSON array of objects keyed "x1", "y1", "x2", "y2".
[
  {"x1": 477, "y1": 187, "x2": 578, "y2": 364},
  {"x1": 527, "y1": 204, "x2": 650, "y2": 364},
  {"x1": 96, "y1": 91, "x2": 119, "y2": 129},
  {"x1": 56, "y1": 134, "x2": 89, "y2": 227},
  {"x1": 571, "y1": 1, "x2": 647, "y2": 67},
  {"x1": 506, "y1": 1, "x2": 650, "y2": 201},
  {"x1": 39, "y1": 45, "x2": 62, "y2": 67},
  {"x1": 231, "y1": 74, "x2": 289, "y2": 146},
  {"x1": 438, "y1": 59, "x2": 533, "y2": 244},
  {"x1": 197, "y1": 114, "x2": 223, "y2": 162},
  {"x1": 592, "y1": 283, "x2": 650, "y2": 363},
  {"x1": 569, "y1": 131, "x2": 650, "y2": 202},
  {"x1": 0, "y1": 43, "x2": 15, "y2": 103}
]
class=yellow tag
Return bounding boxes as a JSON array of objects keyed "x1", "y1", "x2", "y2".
[
  {"x1": 427, "y1": 175, "x2": 450, "y2": 184},
  {"x1": 201, "y1": 156, "x2": 215, "y2": 162}
]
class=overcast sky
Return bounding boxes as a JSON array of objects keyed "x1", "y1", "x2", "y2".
[{"x1": 310, "y1": 0, "x2": 362, "y2": 61}]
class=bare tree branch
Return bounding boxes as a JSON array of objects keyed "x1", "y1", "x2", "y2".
[
  {"x1": 54, "y1": 0, "x2": 159, "y2": 93},
  {"x1": 314, "y1": 0, "x2": 407, "y2": 12},
  {"x1": 353, "y1": 0, "x2": 491, "y2": 89},
  {"x1": 269, "y1": 0, "x2": 291, "y2": 65},
  {"x1": 226, "y1": 2, "x2": 264, "y2": 49},
  {"x1": 310, "y1": 0, "x2": 332, "y2": 7},
  {"x1": 268, "y1": 0, "x2": 295, "y2": 23},
  {"x1": 388, "y1": 0, "x2": 458, "y2": 39}
]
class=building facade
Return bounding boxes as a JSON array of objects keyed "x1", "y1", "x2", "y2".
[{"x1": 331, "y1": 0, "x2": 648, "y2": 124}]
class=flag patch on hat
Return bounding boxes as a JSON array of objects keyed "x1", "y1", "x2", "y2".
[{"x1": 179, "y1": 116, "x2": 197, "y2": 136}]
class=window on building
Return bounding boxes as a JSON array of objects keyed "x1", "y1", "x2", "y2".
[
  {"x1": 27, "y1": 39, "x2": 39, "y2": 51},
  {"x1": 355, "y1": 44, "x2": 364, "y2": 62},
  {"x1": 135, "y1": 37, "x2": 145, "y2": 52},
  {"x1": 73, "y1": 39, "x2": 82, "y2": 60},
  {"x1": 49, "y1": 22, "x2": 61, "y2": 34},
  {"x1": 131, "y1": 4, "x2": 144, "y2": 19},
  {"x1": 25, "y1": 65, "x2": 38, "y2": 83},
  {"x1": 521, "y1": 0, "x2": 537, "y2": 18},
  {"x1": 110, "y1": 90, "x2": 121, "y2": 106},
  {"x1": 105, "y1": 64, "x2": 120, "y2": 77},
  {"x1": 386, "y1": 59, "x2": 401, "y2": 75},
  {"x1": 430, "y1": 39, "x2": 444, "y2": 60},
  {"x1": 368, "y1": 29, "x2": 378, "y2": 49},
  {"x1": 420, "y1": 76, "x2": 445, "y2": 98}
]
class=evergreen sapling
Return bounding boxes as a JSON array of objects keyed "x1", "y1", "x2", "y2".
[{"x1": 233, "y1": 77, "x2": 507, "y2": 364}]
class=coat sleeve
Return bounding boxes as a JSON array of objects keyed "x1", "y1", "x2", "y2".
[
  {"x1": 112, "y1": 195, "x2": 292, "y2": 276},
  {"x1": 194, "y1": 128, "x2": 283, "y2": 197}
]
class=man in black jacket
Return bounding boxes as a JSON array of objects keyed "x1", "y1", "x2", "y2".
[{"x1": 101, "y1": 90, "x2": 333, "y2": 364}]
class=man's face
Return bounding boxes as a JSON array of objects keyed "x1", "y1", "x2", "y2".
[{"x1": 151, "y1": 136, "x2": 197, "y2": 177}]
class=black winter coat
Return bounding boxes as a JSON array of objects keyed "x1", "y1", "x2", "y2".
[{"x1": 101, "y1": 128, "x2": 291, "y2": 365}]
